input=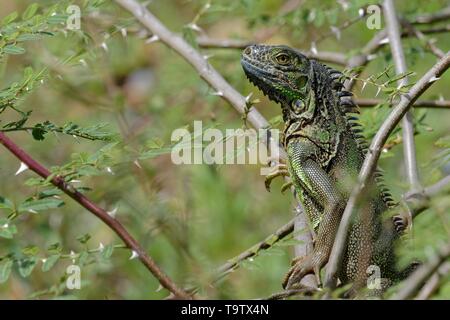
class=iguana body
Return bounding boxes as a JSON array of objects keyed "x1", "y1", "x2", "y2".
[{"x1": 241, "y1": 44, "x2": 408, "y2": 294}]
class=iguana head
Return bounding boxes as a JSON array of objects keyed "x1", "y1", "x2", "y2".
[{"x1": 241, "y1": 44, "x2": 312, "y2": 106}]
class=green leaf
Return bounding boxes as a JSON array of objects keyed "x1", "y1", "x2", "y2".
[
  {"x1": 17, "y1": 33, "x2": 45, "y2": 42},
  {"x1": 77, "y1": 233, "x2": 91, "y2": 244},
  {"x1": 2, "y1": 12, "x2": 18, "y2": 25},
  {"x1": 0, "y1": 197, "x2": 14, "y2": 210},
  {"x1": 0, "y1": 220, "x2": 17, "y2": 239},
  {"x1": 18, "y1": 257, "x2": 37, "y2": 277},
  {"x1": 22, "y1": 3, "x2": 39, "y2": 20},
  {"x1": 47, "y1": 14, "x2": 68, "y2": 25},
  {"x1": 42, "y1": 254, "x2": 60, "y2": 272},
  {"x1": 3, "y1": 45, "x2": 26, "y2": 55},
  {"x1": 18, "y1": 198, "x2": 64, "y2": 213},
  {"x1": 22, "y1": 245, "x2": 40, "y2": 256},
  {"x1": 101, "y1": 244, "x2": 114, "y2": 259},
  {"x1": 47, "y1": 242, "x2": 62, "y2": 254},
  {"x1": 78, "y1": 251, "x2": 89, "y2": 266},
  {"x1": 0, "y1": 260, "x2": 13, "y2": 283}
]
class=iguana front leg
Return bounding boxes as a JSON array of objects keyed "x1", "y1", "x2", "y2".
[
  {"x1": 264, "y1": 156, "x2": 292, "y2": 192},
  {"x1": 283, "y1": 139, "x2": 345, "y2": 289}
]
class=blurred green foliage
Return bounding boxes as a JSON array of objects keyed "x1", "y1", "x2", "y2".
[{"x1": 0, "y1": 0, "x2": 449, "y2": 299}]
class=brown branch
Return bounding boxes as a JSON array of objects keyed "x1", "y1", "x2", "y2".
[
  {"x1": 324, "y1": 51, "x2": 450, "y2": 290},
  {"x1": 355, "y1": 98, "x2": 450, "y2": 109},
  {"x1": 391, "y1": 242, "x2": 450, "y2": 300},
  {"x1": 0, "y1": 132, "x2": 191, "y2": 299}
]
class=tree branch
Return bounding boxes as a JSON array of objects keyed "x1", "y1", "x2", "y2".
[
  {"x1": 415, "y1": 262, "x2": 450, "y2": 300},
  {"x1": 213, "y1": 219, "x2": 294, "y2": 284},
  {"x1": 324, "y1": 51, "x2": 450, "y2": 290},
  {"x1": 384, "y1": 0, "x2": 421, "y2": 190},
  {"x1": 196, "y1": 35, "x2": 348, "y2": 65},
  {"x1": 402, "y1": 20, "x2": 445, "y2": 59},
  {"x1": 391, "y1": 242, "x2": 450, "y2": 300},
  {"x1": 355, "y1": 98, "x2": 450, "y2": 109},
  {"x1": 0, "y1": 132, "x2": 191, "y2": 300},
  {"x1": 411, "y1": 6, "x2": 450, "y2": 25}
]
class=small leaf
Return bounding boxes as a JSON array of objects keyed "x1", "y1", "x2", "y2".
[
  {"x1": 18, "y1": 257, "x2": 37, "y2": 277},
  {"x1": 42, "y1": 254, "x2": 60, "y2": 272},
  {"x1": 47, "y1": 242, "x2": 62, "y2": 254},
  {"x1": 101, "y1": 244, "x2": 114, "y2": 259},
  {"x1": 0, "y1": 219, "x2": 17, "y2": 239},
  {"x1": 2, "y1": 12, "x2": 18, "y2": 25},
  {"x1": 22, "y1": 245, "x2": 39, "y2": 256},
  {"x1": 0, "y1": 260, "x2": 13, "y2": 283},
  {"x1": 3, "y1": 45, "x2": 26, "y2": 55},
  {"x1": 0, "y1": 197, "x2": 14, "y2": 210},
  {"x1": 17, "y1": 33, "x2": 45, "y2": 42},
  {"x1": 22, "y1": 3, "x2": 39, "y2": 20},
  {"x1": 76, "y1": 233, "x2": 91, "y2": 244},
  {"x1": 78, "y1": 251, "x2": 89, "y2": 266},
  {"x1": 18, "y1": 198, "x2": 64, "y2": 213}
]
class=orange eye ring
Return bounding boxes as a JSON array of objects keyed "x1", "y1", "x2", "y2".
[{"x1": 275, "y1": 53, "x2": 290, "y2": 65}]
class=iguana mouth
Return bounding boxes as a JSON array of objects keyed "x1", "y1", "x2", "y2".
[{"x1": 241, "y1": 57, "x2": 286, "y2": 104}]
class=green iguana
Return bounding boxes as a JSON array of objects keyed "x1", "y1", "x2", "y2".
[{"x1": 241, "y1": 44, "x2": 414, "y2": 295}]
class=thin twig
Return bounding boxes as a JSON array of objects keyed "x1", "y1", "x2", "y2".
[
  {"x1": 415, "y1": 262, "x2": 450, "y2": 300},
  {"x1": 402, "y1": 20, "x2": 445, "y2": 58},
  {"x1": 0, "y1": 132, "x2": 191, "y2": 299},
  {"x1": 425, "y1": 175, "x2": 450, "y2": 196},
  {"x1": 355, "y1": 98, "x2": 450, "y2": 109},
  {"x1": 196, "y1": 36, "x2": 348, "y2": 65},
  {"x1": 324, "y1": 51, "x2": 450, "y2": 290},
  {"x1": 214, "y1": 219, "x2": 295, "y2": 283},
  {"x1": 411, "y1": 6, "x2": 450, "y2": 24},
  {"x1": 391, "y1": 242, "x2": 450, "y2": 300}
]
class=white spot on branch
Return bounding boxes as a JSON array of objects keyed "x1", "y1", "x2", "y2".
[
  {"x1": 129, "y1": 250, "x2": 139, "y2": 260},
  {"x1": 15, "y1": 162, "x2": 29, "y2": 175}
]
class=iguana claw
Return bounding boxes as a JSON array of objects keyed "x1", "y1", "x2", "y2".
[
  {"x1": 264, "y1": 164, "x2": 290, "y2": 192},
  {"x1": 282, "y1": 254, "x2": 325, "y2": 289}
]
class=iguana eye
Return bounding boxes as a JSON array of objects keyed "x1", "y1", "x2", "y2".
[{"x1": 275, "y1": 53, "x2": 290, "y2": 65}]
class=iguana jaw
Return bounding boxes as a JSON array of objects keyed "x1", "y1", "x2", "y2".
[{"x1": 241, "y1": 57, "x2": 286, "y2": 104}]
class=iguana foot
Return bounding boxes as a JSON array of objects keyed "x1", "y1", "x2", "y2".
[
  {"x1": 282, "y1": 254, "x2": 326, "y2": 289},
  {"x1": 264, "y1": 164, "x2": 290, "y2": 192}
]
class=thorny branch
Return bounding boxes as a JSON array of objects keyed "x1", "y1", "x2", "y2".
[
  {"x1": 391, "y1": 242, "x2": 450, "y2": 300},
  {"x1": 0, "y1": 132, "x2": 191, "y2": 300},
  {"x1": 384, "y1": 0, "x2": 421, "y2": 190},
  {"x1": 355, "y1": 98, "x2": 450, "y2": 109},
  {"x1": 324, "y1": 51, "x2": 450, "y2": 290}
]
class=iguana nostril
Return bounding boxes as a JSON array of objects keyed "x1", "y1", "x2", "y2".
[{"x1": 244, "y1": 47, "x2": 252, "y2": 55}]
